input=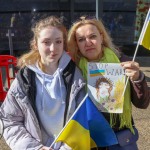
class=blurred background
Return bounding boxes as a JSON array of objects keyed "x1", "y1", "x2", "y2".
[{"x1": 0, "y1": 0, "x2": 150, "y2": 57}]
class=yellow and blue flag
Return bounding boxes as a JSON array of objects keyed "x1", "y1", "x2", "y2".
[
  {"x1": 139, "y1": 8, "x2": 150, "y2": 50},
  {"x1": 56, "y1": 95, "x2": 118, "y2": 149},
  {"x1": 90, "y1": 69, "x2": 105, "y2": 77}
]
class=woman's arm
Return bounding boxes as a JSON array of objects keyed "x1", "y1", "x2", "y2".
[{"x1": 121, "y1": 61, "x2": 150, "y2": 108}]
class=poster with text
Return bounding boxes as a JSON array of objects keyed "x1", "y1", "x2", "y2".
[{"x1": 87, "y1": 63, "x2": 125, "y2": 113}]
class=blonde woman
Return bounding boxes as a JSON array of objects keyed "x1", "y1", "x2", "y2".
[{"x1": 68, "y1": 16, "x2": 150, "y2": 150}]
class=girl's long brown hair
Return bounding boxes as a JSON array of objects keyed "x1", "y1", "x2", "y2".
[{"x1": 17, "y1": 16, "x2": 67, "y2": 69}]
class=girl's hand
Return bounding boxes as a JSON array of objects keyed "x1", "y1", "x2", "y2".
[
  {"x1": 59, "y1": 143, "x2": 72, "y2": 150},
  {"x1": 39, "y1": 146, "x2": 53, "y2": 150},
  {"x1": 121, "y1": 61, "x2": 140, "y2": 81}
]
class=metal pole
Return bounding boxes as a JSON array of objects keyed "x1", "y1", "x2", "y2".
[
  {"x1": 96, "y1": 0, "x2": 103, "y2": 19},
  {"x1": 7, "y1": 29, "x2": 14, "y2": 56},
  {"x1": 70, "y1": 0, "x2": 74, "y2": 23}
]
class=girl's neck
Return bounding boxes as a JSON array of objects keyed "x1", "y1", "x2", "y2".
[
  {"x1": 45, "y1": 65, "x2": 58, "y2": 75},
  {"x1": 39, "y1": 61, "x2": 58, "y2": 75}
]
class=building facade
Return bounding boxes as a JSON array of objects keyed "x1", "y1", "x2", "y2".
[{"x1": 0, "y1": 0, "x2": 150, "y2": 56}]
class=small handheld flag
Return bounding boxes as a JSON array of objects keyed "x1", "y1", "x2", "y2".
[{"x1": 54, "y1": 95, "x2": 118, "y2": 150}]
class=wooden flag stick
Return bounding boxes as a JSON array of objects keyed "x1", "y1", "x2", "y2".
[{"x1": 122, "y1": 8, "x2": 150, "y2": 96}]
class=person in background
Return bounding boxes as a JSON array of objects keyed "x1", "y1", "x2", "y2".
[
  {"x1": 0, "y1": 16, "x2": 85, "y2": 150},
  {"x1": 67, "y1": 16, "x2": 150, "y2": 149}
]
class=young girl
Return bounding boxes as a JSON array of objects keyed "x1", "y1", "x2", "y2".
[{"x1": 0, "y1": 16, "x2": 85, "y2": 150}]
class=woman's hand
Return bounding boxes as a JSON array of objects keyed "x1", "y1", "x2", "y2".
[
  {"x1": 59, "y1": 143, "x2": 72, "y2": 150},
  {"x1": 39, "y1": 146, "x2": 53, "y2": 150},
  {"x1": 121, "y1": 61, "x2": 140, "y2": 81}
]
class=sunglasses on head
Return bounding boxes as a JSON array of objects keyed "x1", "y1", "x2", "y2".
[{"x1": 79, "y1": 15, "x2": 97, "y2": 21}]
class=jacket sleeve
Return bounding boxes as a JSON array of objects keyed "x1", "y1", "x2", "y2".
[
  {"x1": 0, "y1": 80, "x2": 43, "y2": 150},
  {"x1": 120, "y1": 54, "x2": 150, "y2": 109},
  {"x1": 130, "y1": 72, "x2": 150, "y2": 108},
  {"x1": 74, "y1": 67, "x2": 86, "y2": 107}
]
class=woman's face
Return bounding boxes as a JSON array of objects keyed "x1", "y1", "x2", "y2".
[
  {"x1": 37, "y1": 26, "x2": 64, "y2": 66},
  {"x1": 75, "y1": 24, "x2": 103, "y2": 61}
]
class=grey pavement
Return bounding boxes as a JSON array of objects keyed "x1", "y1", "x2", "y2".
[
  {"x1": 0, "y1": 57, "x2": 150, "y2": 150},
  {"x1": 133, "y1": 57, "x2": 150, "y2": 150}
]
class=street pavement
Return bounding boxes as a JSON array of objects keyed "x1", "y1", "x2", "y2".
[
  {"x1": 0, "y1": 57, "x2": 150, "y2": 150},
  {"x1": 132, "y1": 57, "x2": 150, "y2": 150}
]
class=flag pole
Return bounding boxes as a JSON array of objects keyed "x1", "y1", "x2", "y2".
[
  {"x1": 122, "y1": 8, "x2": 150, "y2": 97},
  {"x1": 122, "y1": 43, "x2": 140, "y2": 97},
  {"x1": 49, "y1": 94, "x2": 88, "y2": 149},
  {"x1": 132, "y1": 42, "x2": 140, "y2": 62}
]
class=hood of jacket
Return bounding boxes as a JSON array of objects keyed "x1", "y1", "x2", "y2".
[
  {"x1": 16, "y1": 51, "x2": 75, "y2": 115},
  {"x1": 27, "y1": 51, "x2": 71, "y2": 100}
]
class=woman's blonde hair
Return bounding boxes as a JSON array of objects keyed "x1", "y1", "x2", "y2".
[
  {"x1": 68, "y1": 16, "x2": 120, "y2": 65},
  {"x1": 18, "y1": 16, "x2": 67, "y2": 68}
]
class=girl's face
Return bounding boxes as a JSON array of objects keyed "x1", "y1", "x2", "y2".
[
  {"x1": 75, "y1": 24, "x2": 103, "y2": 61},
  {"x1": 37, "y1": 27, "x2": 64, "y2": 66}
]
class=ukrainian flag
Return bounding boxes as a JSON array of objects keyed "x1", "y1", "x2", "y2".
[
  {"x1": 90, "y1": 69, "x2": 105, "y2": 77},
  {"x1": 139, "y1": 8, "x2": 150, "y2": 50},
  {"x1": 56, "y1": 95, "x2": 118, "y2": 150}
]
